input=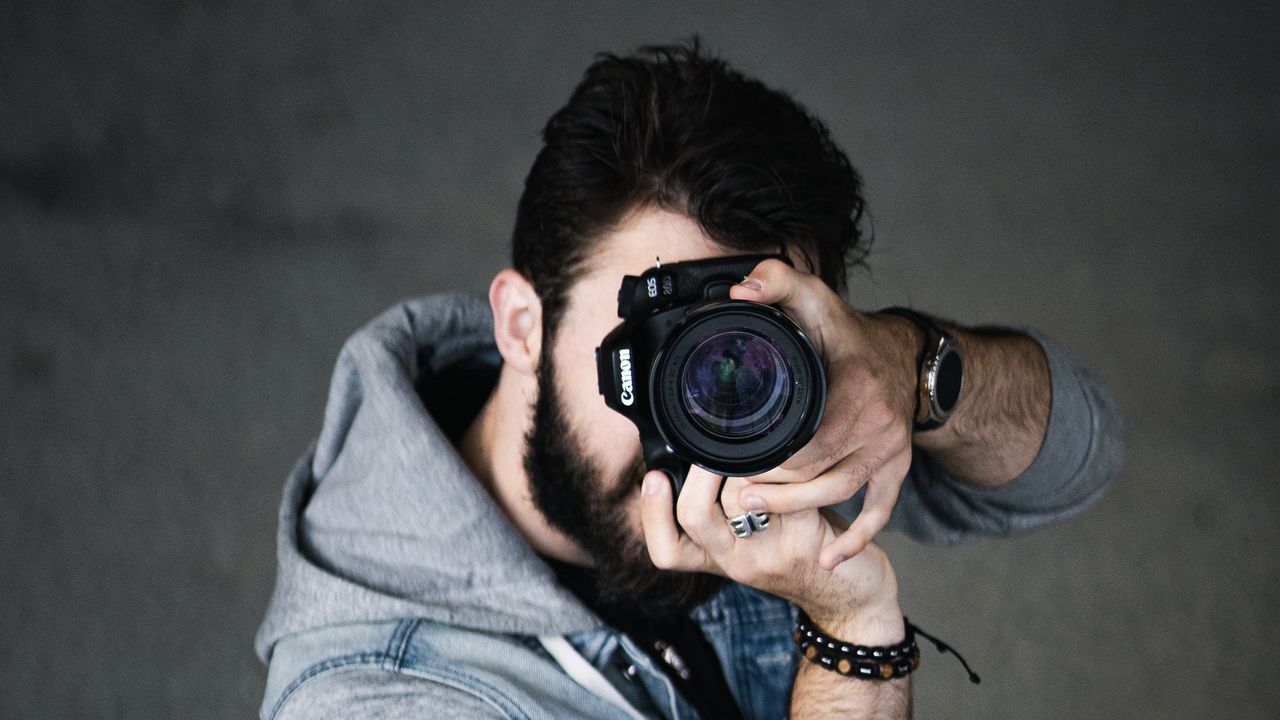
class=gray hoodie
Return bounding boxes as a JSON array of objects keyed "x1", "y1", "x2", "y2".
[{"x1": 255, "y1": 292, "x2": 1124, "y2": 717}]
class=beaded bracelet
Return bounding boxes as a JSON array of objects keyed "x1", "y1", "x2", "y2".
[
  {"x1": 793, "y1": 611, "x2": 920, "y2": 680},
  {"x1": 793, "y1": 610, "x2": 982, "y2": 684}
]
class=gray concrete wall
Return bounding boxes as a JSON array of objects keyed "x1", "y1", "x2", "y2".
[{"x1": 1, "y1": 2, "x2": 1276, "y2": 717}]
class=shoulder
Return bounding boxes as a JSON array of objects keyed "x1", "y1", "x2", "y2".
[
  {"x1": 261, "y1": 620, "x2": 611, "y2": 720},
  {"x1": 262, "y1": 621, "x2": 516, "y2": 720},
  {"x1": 270, "y1": 666, "x2": 511, "y2": 720}
]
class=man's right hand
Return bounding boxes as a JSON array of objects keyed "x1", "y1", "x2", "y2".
[
  {"x1": 639, "y1": 465, "x2": 903, "y2": 643},
  {"x1": 640, "y1": 464, "x2": 912, "y2": 718}
]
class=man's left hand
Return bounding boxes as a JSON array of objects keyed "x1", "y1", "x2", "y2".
[{"x1": 728, "y1": 258, "x2": 922, "y2": 570}]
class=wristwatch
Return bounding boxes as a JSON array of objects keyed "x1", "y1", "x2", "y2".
[{"x1": 877, "y1": 307, "x2": 964, "y2": 431}]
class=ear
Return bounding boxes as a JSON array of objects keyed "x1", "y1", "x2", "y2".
[{"x1": 488, "y1": 268, "x2": 542, "y2": 376}]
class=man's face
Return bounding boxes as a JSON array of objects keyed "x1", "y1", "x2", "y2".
[{"x1": 523, "y1": 207, "x2": 750, "y2": 615}]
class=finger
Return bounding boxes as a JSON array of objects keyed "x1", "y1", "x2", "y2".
[
  {"x1": 737, "y1": 450, "x2": 877, "y2": 515},
  {"x1": 819, "y1": 454, "x2": 910, "y2": 570},
  {"x1": 720, "y1": 477, "x2": 750, "y2": 518},
  {"x1": 742, "y1": 438, "x2": 909, "y2": 514},
  {"x1": 742, "y1": 442, "x2": 844, "y2": 486},
  {"x1": 739, "y1": 464, "x2": 808, "y2": 485},
  {"x1": 728, "y1": 258, "x2": 825, "y2": 311},
  {"x1": 728, "y1": 259, "x2": 834, "y2": 348},
  {"x1": 743, "y1": 392, "x2": 905, "y2": 487},
  {"x1": 639, "y1": 471, "x2": 707, "y2": 572},
  {"x1": 675, "y1": 465, "x2": 735, "y2": 552}
]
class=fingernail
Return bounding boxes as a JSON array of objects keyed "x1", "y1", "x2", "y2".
[
  {"x1": 737, "y1": 276, "x2": 763, "y2": 292},
  {"x1": 642, "y1": 474, "x2": 661, "y2": 496},
  {"x1": 743, "y1": 494, "x2": 766, "y2": 512}
]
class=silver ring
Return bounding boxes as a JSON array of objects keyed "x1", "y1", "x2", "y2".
[{"x1": 728, "y1": 511, "x2": 770, "y2": 538}]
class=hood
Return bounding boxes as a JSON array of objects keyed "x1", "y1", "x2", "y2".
[{"x1": 255, "y1": 292, "x2": 600, "y2": 662}]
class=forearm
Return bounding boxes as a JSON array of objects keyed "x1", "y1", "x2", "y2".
[
  {"x1": 788, "y1": 526, "x2": 911, "y2": 719},
  {"x1": 913, "y1": 326, "x2": 1050, "y2": 489},
  {"x1": 789, "y1": 605, "x2": 912, "y2": 719}
]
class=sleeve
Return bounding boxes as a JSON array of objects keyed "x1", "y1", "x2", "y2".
[
  {"x1": 270, "y1": 667, "x2": 510, "y2": 720},
  {"x1": 832, "y1": 330, "x2": 1126, "y2": 544}
]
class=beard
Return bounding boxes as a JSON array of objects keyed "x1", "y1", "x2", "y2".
[{"x1": 523, "y1": 346, "x2": 725, "y2": 619}]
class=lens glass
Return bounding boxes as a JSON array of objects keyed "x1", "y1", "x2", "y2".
[{"x1": 680, "y1": 328, "x2": 792, "y2": 439}]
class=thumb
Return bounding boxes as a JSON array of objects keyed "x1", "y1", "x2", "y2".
[{"x1": 639, "y1": 470, "x2": 693, "y2": 571}]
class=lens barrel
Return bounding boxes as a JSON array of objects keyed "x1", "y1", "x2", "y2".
[{"x1": 650, "y1": 301, "x2": 825, "y2": 477}]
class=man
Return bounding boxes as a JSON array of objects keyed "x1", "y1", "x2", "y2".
[{"x1": 255, "y1": 43, "x2": 1123, "y2": 719}]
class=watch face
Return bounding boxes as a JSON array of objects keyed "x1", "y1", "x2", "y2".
[{"x1": 935, "y1": 350, "x2": 963, "y2": 413}]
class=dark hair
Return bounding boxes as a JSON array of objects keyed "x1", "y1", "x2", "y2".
[{"x1": 512, "y1": 40, "x2": 869, "y2": 338}]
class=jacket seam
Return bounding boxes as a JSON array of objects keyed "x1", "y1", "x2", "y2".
[
  {"x1": 268, "y1": 652, "x2": 385, "y2": 720},
  {"x1": 268, "y1": 648, "x2": 527, "y2": 720},
  {"x1": 394, "y1": 662, "x2": 528, "y2": 720},
  {"x1": 385, "y1": 618, "x2": 422, "y2": 672}
]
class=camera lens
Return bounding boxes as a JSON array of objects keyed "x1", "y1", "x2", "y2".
[
  {"x1": 644, "y1": 299, "x2": 824, "y2": 479},
  {"x1": 679, "y1": 328, "x2": 792, "y2": 439}
]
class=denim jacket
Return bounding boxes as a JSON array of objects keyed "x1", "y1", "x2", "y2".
[{"x1": 262, "y1": 579, "x2": 797, "y2": 720}]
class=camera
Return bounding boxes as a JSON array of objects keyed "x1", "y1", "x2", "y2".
[{"x1": 595, "y1": 254, "x2": 826, "y2": 493}]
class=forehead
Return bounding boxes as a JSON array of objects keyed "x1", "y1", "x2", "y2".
[
  {"x1": 551, "y1": 207, "x2": 823, "y2": 381},
  {"x1": 551, "y1": 208, "x2": 730, "y2": 381},
  {"x1": 574, "y1": 207, "x2": 724, "y2": 300}
]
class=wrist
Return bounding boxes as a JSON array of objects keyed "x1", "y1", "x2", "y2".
[
  {"x1": 868, "y1": 312, "x2": 925, "y2": 371},
  {"x1": 799, "y1": 539, "x2": 903, "y2": 644},
  {"x1": 805, "y1": 599, "x2": 905, "y2": 646},
  {"x1": 864, "y1": 312, "x2": 925, "y2": 424}
]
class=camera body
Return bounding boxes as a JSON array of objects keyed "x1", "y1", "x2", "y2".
[{"x1": 595, "y1": 254, "x2": 826, "y2": 493}]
